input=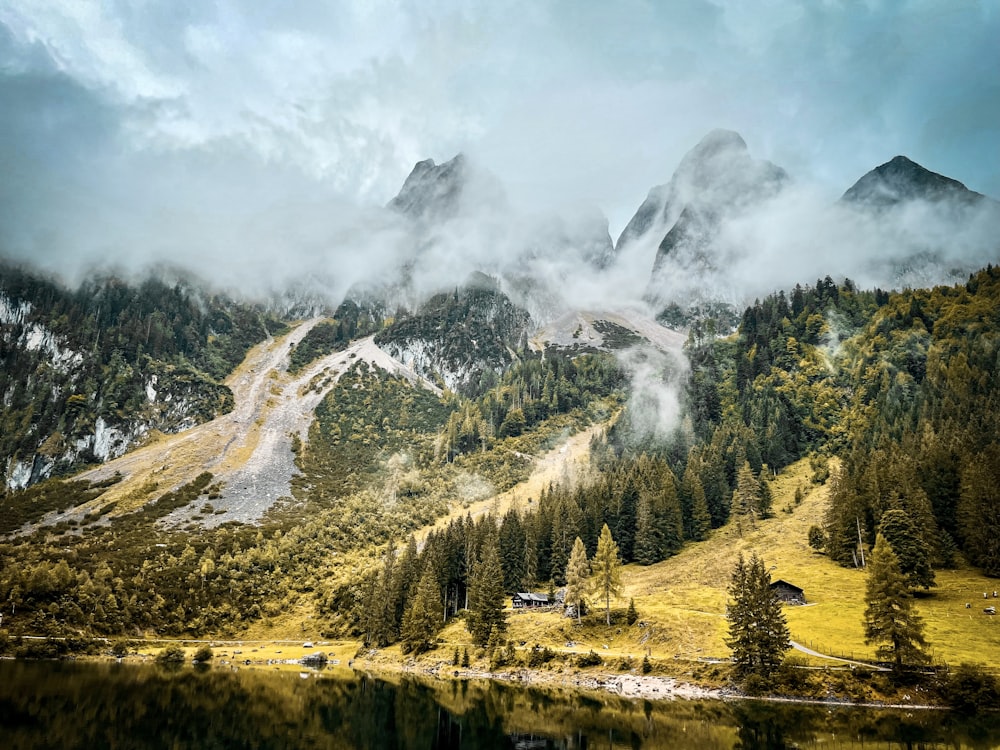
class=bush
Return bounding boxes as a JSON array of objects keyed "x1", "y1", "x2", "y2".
[
  {"x1": 576, "y1": 650, "x2": 603, "y2": 668},
  {"x1": 807, "y1": 525, "x2": 826, "y2": 551},
  {"x1": 945, "y1": 663, "x2": 1000, "y2": 714},
  {"x1": 193, "y1": 645, "x2": 214, "y2": 663},
  {"x1": 641, "y1": 655, "x2": 652, "y2": 674},
  {"x1": 156, "y1": 645, "x2": 186, "y2": 664},
  {"x1": 526, "y1": 644, "x2": 555, "y2": 668},
  {"x1": 742, "y1": 673, "x2": 770, "y2": 696}
]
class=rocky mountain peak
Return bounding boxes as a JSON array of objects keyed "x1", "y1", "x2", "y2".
[
  {"x1": 387, "y1": 153, "x2": 509, "y2": 223},
  {"x1": 841, "y1": 155, "x2": 984, "y2": 208}
]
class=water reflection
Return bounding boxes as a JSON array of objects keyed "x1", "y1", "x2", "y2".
[{"x1": 0, "y1": 660, "x2": 997, "y2": 749}]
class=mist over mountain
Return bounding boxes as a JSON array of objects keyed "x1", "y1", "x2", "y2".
[{"x1": 604, "y1": 133, "x2": 1000, "y2": 318}]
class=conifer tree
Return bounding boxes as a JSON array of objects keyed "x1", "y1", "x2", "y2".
[
  {"x1": 466, "y1": 537, "x2": 507, "y2": 646},
  {"x1": 725, "y1": 553, "x2": 790, "y2": 680},
  {"x1": 401, "y1": 565, "x2": 442, "y2": 654},
  {"x1": 864, "y1": 533, "x2": 929, "y2": 669},
  {"x1": 564, "y1": 537, "x2": 590, "y2": 624},
  {"x1": 732, "y1": 461, "x2": 762, "y2": 535},
  {"x1": 878, "y1": 509, "x2": 935, "y2": 590},
  {"x1": 591, "y1": 524, "x2": 623, "y2": 626},
  {"x1": 680, "y1": 459, "x2": 711, "y2": 541}
]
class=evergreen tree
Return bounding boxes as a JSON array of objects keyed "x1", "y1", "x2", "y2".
[
  {"x1": 591, "y1": 524, "x2": 623, "y2": 626},
  {"x1": 400, "y1": 565, "x2": 442, "y2": 654},
  {"x1": 466, "y1": 537, "x2": 507, "y2": 646},
  {"x1": 633, "y1": 495, "x2": 659, "y2": 566},
  {"x1": 732, "y1": 461, "x2": 762, "y2": 536},
  {"x1": 564, "y1": 537, "x2": 590, "y2": 624},
  {"x1": 863, "y1": 533, "x2": 929, "y2": 669},
  {"x1": 680, "y1": 458, "x2": 711, "y2": 541},
  {"x1": 757, "y1": 466, "x2": 774, "y2": 519},
  {"x1": 958, "y1": 448, "x2": 1000, "y2": 576},
  {"x1": 370, "y1": 544, "x2": 397, "y2": 647},
  {"x1": 498, "y1": 508, "x2": 526, "y2": 592},
  {"x1": 878, "y1": 509, "x2": 935, "y2": 590},
  {"x1": 725, "y1": 553, "x2": 790, "y2": 680}
]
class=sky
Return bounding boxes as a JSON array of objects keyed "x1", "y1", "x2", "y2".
[{"x1": 1, "y1": 0, "x2": 998, "y2": 292}]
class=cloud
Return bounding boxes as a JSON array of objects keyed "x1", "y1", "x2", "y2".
[{"x1": 0, "y1": 0, "x2": 997, "y2": 303}]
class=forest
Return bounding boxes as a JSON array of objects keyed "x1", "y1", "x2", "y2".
[{"x1": 1, "y1": 266, "x2": 998, "y2": 662}]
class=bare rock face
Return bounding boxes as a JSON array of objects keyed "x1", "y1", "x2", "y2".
[{"x1": 841, "y1": 155, "x2": 988, "y2": 208}]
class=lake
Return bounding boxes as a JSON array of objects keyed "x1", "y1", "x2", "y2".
[{"x1": 0, "y1": 659, "x2": 998, "y2": 749}]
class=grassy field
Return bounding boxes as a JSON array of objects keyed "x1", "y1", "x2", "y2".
[{"x1": 448, "y1": 457, "x2": 1000, "y2": 672}]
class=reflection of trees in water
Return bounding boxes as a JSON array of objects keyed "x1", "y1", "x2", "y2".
[{"x1": 0, "y1": 662, "x2": 997, "y2": 749}]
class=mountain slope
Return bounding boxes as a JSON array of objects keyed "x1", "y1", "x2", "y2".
[
  {"x1": 841, "y1": 155, "x2": 990, "y2": 208},
  {"x1": 0, "y1": 264, "x2": 287, "y2": 490}
]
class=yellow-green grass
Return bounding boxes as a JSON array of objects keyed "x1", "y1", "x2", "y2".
[{"x1": 494, "y1": 457, "x2": 1000, "y2": 671}]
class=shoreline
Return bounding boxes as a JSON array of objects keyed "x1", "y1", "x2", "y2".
[{"x1": 3, "y1": 636, "x2": 951, "y2": 711}]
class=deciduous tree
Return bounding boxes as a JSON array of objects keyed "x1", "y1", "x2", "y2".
[
  {"x1": 591, "y1": 524, "x2": 623, "y2": 626},
  {"x1": 564, "y1": 537, "x2": 590, "y2": 624}
]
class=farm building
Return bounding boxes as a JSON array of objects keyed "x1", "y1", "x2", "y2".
[
  {"x1": 770, "y1": 579, "x2": 806, "y2": 605},
  {"x1": 512, "y1": 593, "x2": 549, "y2": 609}
]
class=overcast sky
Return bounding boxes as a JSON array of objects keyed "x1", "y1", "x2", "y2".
[{"x1": 1, "y1": 0, "x2": 997, "y2": 286}]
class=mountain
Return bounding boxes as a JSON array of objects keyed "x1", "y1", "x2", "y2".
[
  {"x1": 388, "y1": 154, "x2": 507, "y2": 222},
  {"x1": 614, "y1": 130, "x2": 788, "y2": 311},
  {"x1": 841, "y1": 155, "x2": 990, "y2": 208}
]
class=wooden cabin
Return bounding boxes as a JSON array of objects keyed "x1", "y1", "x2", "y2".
[{"x1": 770, "y1": 579, "x2": 806, "y2": 605}]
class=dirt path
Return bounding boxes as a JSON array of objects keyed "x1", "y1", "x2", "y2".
[{"x1": 790, "y1": 640, "x2": 888, "y2": 671}]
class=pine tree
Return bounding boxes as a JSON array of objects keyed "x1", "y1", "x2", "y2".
[
  {"x1": 725, "y1": 553, "x2": 790, "y2": 680},
  {"x1": 591, "y1": 524, "x2": 623, "y2": 626},
  {"x1": 466, "y1": 537, "x2": 507, "y2": 646},
  {"x1": 878, "y1": 509, "x2": 935, "y2": 590},
  {"x1": 732, "y1": 461, "x2": 762, "y2": 536},
  {"x1": 681, "y1": 458, "x2": 711, "y2": 541},
  {"x1": 633, "y1": 495, "x2": 659, "y2": 566},
  {"x1": 400, "y1": 565, "x2": 442, "y2": 654},
  {"x1": 863, "y1": 533, "x2": 929, "y2": 669},
  {"x1": 564, "y1": 537, "x2": 590, "y2": 624}
]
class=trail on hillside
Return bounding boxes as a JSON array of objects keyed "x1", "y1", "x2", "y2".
[
  {"x1": 61, "y1": 322, "x2": 440, "y2": 527},
  {"x1": 790, "y1": 640, "x2": 889, "y2": 671}
]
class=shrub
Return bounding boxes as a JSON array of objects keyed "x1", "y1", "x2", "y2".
[
  {"x1": 641, "y1": 655, "x2": 652, "y2": 674},
  {"x1": 807, "y1": 525, "x2": 826, "y2": 551},
  {"x1": 945, "y1": 663, "x2": 1000, "y2": 714},
  {"x1": 155, "y1": 645, "x2": 186, "y2": 664},
  {"x1": 576, "y1": 650, "x2": 603, "y2": 668},
  {"x1": 193, "y1": 645, "x2": 214, "y2": 663},
  {"x1": 526, "y1": 644, "x2": 555, "y2": 668}
]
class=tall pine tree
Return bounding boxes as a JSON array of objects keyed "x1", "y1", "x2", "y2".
[
  {"x1": 466, "y1": 536, "x2": 507, "y2": 646},
  {"x1": 725, "y1": 552, "x2": 790, "y2": 680},
  {"x1": 863, "y1": 533, "x2": 929, "y2": 669}
]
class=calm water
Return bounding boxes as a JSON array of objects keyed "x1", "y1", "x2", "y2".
[{"x1": 0, "y1": 659, "x2": 998, "y2": 749}]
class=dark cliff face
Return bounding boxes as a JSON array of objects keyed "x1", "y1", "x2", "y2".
[
  {"x1": 841, "y1": 155, "x2": 988, "y2": 208},
  {"x1": 374, "y1": 274, "x2": 531, "y2": 395}
]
